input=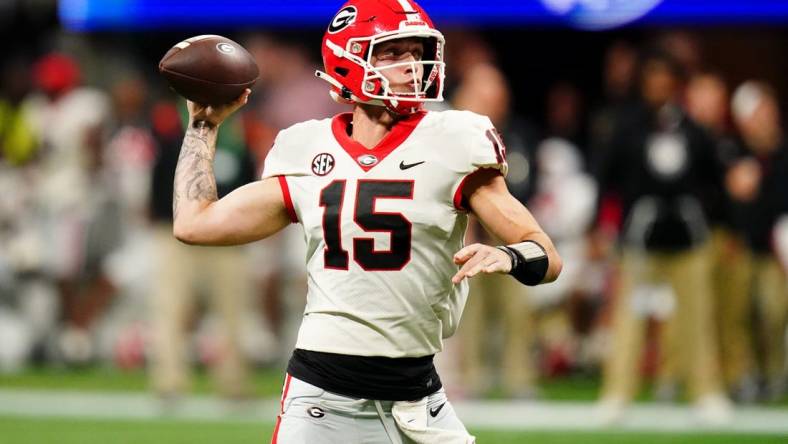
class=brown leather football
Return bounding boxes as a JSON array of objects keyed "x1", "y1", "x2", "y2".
[{"x1": 159, "y1": 35, "x2": 259, "y2": 106}]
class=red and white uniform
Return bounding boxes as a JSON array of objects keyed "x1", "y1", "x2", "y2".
[{"x1": 262, "y1": 110, "x2": 507, "y2": 358}]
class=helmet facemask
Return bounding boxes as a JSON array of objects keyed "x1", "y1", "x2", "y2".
[
  {"x1": 360, "y1": 32, "x2": 445, "y2": 112},
  {"x1": 320, "y1": 27, "x2": 446, "y2": 114}
]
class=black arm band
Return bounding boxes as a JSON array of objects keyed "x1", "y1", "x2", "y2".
[{"x1": 497, "y1": 241, "x2": 549, "y2": 286}]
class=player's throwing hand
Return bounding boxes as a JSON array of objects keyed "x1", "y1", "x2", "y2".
[
  {"x1": 187, "y1": 88, "x2": 251, "y2": 128},
  {"x1": 452, "y1": 243, "x2": 513, "y2": 284}
]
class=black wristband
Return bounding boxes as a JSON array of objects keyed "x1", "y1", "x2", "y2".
[
  {"x1": 496, "y1": 246, "x2": 519, "y2": 269},
  {"x1": 501, "y1": 241, "x2": 549, "y2": 286}
]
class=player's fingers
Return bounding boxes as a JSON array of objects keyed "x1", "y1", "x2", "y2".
[
  {"x1": 466, "y1": 255, "x2": 498, "y2": 278},
  {"x1": 237, "y1": 88, "x2": 251, "y2": 105},
  {"x1": 481, "y1": 257, "x2": 508, "y2": 274},
  {"x1": 453, "y1": 244, "x2": 483, "y2": 265},
  {"x1": 485, "y1": 247, "x2": 514, "y2": 274},
  {"x1": 452, "y1": 258, "x2": 479, "y2": 283},
  {"x1": 228, "y1": 89, "x2": 251, "y2": 110},
  {"x1": 451, "y1": 251, "x2": 487, "y2": 283},
  {"x1": 187, "y1": 100, "x2": 206, "y2": 117}
]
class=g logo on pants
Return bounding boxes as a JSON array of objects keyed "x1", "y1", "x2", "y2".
[{"x1": 307, "y1": 406, "x2": 325, "y2": 419}]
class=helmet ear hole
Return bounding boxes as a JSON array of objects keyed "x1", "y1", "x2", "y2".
[
  {"x1": 334, "y1": 67, "x2": 349, "y2": 77},
  {"x1": 422, "y1": 37, "x2": 438, "y2": 61}
]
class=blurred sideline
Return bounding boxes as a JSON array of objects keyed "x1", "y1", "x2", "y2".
[{"x1": 0, "y1": 388, "x2": 786, "y2": 434}]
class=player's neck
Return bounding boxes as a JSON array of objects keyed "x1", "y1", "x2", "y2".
[{"x1": 351, "y1": 104, "x2": 399, "y2": 149}]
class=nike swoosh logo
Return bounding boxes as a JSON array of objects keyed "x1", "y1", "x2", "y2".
[
  {"x1": 399, "y1": 160, "x2": 426, "y2": 170},
  {"x1": 429, "y1": 403, "x2": 445, "y2": 417}
]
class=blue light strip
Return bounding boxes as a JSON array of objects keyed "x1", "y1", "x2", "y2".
[{"x1": 59, "y1": 0, "x2": 788, "y2": 31}]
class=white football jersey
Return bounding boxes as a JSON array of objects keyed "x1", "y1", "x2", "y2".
[{"x1": 262, "y1": 110, "x2": 508, "y2": 358}]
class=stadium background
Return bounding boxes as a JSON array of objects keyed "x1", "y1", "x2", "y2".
[{"x1": 0, "y1": 1, "x2": 787, "y2": 443}]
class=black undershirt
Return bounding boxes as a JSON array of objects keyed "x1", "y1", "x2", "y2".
[{"x1": 287, "y1": 349, "x2": 442, "y2": 401}]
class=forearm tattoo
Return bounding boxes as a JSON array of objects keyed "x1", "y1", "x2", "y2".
[{"x1": 173, "y1": 121, "x2": 218, "y2": 218}]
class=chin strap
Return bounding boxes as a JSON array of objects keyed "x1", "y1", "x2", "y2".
[{"x1": 315, "y1": 70, "x2": 389, "y2": 108}]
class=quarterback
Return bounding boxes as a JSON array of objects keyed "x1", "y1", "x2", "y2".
[{"x1": 172, "y1": 0, "x2": 561, "y2": 442}]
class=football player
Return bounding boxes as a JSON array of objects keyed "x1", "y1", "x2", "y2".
[{"x1": 172, "y1": 0, "x2": 561, "y2": 442}]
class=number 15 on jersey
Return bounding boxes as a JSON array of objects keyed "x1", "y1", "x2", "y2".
[{"x1": 320, "y1": 180, "x2": 414, "y2": 271}]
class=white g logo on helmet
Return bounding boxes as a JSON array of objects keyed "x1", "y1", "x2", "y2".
[{"x1": 328, "y1": 6, "x2": 358, "y2": 33}]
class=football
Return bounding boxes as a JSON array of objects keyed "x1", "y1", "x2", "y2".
[{"x1": 159, "y1": 35, "x2": 259, "y2": 106}]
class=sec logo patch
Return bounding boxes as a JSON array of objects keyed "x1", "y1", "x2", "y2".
[{"x1": 312, "y1": 153, "x2": 335, "y2": 176}]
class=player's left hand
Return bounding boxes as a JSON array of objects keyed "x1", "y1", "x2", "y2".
[{"x1": 451, "y1": 243, "x2": 512, "y2": 284}]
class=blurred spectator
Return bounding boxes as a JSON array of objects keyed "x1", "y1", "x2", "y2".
[
  {"x1": 453, "y1": 63, "x2": 541, "y2": 398},
  {"x1": 730, "y1": 81, "x2": 788, "y2": 401},
  {"x1": 656, "y1": 31, "x2": 703, "y2": 78},
  {"x1": 0, "y1": 58, "x2": 38, "y2": 165},
  {"x1": 442, "y1": 31, "x2": 497, "y2": 93},
  {"x1": 529, "y1": 138, "x2": 598, "y2": 373},
  {"x1": 545, "y1": 82, "x2": 585, "y2": 150},
  {"x1": 589, "y1": 41, "x2": 638, "y2": 171},
  {"x1": 243, "y1": 33, "x2": 344, "y2": 171},
  {"x1": 245, "y1": 34, "x2": 345, "y2": 151},
  {"x1": 685, "y1": 73, "x2": 728, "y2": 136},
  {"x1": 684, "y1": 73, "x2": 758, "y2": 402},
  {"x1": 528, "y1": 82, "x2": 598, "y2": 376},
  {"x1": 23, "y1": 52, "x2": 117, "y2": 365},
  {"x1": 88, "y1": 74, "x2": 158, "y2": 370},
  {"x1": 604, "y1": 42, "x2": 639, "y2": 104},
  {"x1": 593, "y1": 50, "x2": 730, "y2": 423},
  {"x1": 147, "y1": 101, "x2": 258, "y2": 400},
  {"x1": 584, "y1": 42, "x2": 642, "y2": 375},
  {"x1": 0, "y1": 56, "x2": 57, "y2": 371}
]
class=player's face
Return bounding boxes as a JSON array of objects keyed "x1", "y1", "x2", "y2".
[{"x1": 371, "y1": 38, "x2": 425, "y2": 95}]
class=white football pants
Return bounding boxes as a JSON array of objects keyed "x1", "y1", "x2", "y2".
[{"x1": 271, "y1": 374, "x2": 475, "y2": 444}]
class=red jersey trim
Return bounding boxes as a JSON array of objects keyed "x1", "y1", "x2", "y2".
[
  {"x1": 453, "y1": 174, "x2": 473, "y2": 212},
  {"x1": 277, "y1": 176, "x2": 298, "y2": 223},
  {"x1": 330, "y1": 111, "x2": 427, "y2": 172},
  {"x1": 453, "y1": 167, "x2": 504, "y2": 212}
]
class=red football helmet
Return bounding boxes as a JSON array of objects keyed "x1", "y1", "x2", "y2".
[{"x1": 316, "y1": 0, "x2": 446, "y2": 115}]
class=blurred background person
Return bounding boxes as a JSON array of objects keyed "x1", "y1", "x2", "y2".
[
  {"x1": 89, "y1": 73, "x2": 158, "y2": 371},
  {"x1": 441, "y1": 31, "x2": 498, "y2": 100},
  {"x1": 593, "y1": 50, "x2": 730, "y2": 424},
  {"x1": 656, "y1": 31, "x2": 703, "y2": 80},
  {"x1": 147, "y1": 100, "x2": 258, "y2": 400},
  {"x1": 528, "y1": 82, "x2": 598, "y2": 379},
  {"x1": 684, "y1": 72, "x2": 759, "y2": 403},
  {"x1": 23, "y1": 51, "x2": 117, "y2": 366},
  {"x1": 0, "y1": 55, "x2": 48, "y2": 373},
  {"x1": 452, "y1": 62, "x2": 541, "y2": 399},
  {"x1": 730, "y1": 81, "x2": 788, "y2": 402},
  {"x1": 0, "y1": 57, "x2": 38, "y2": 166},
  {"x1": 589, "y1": 41, "x2": 639, "y2": 165}
]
